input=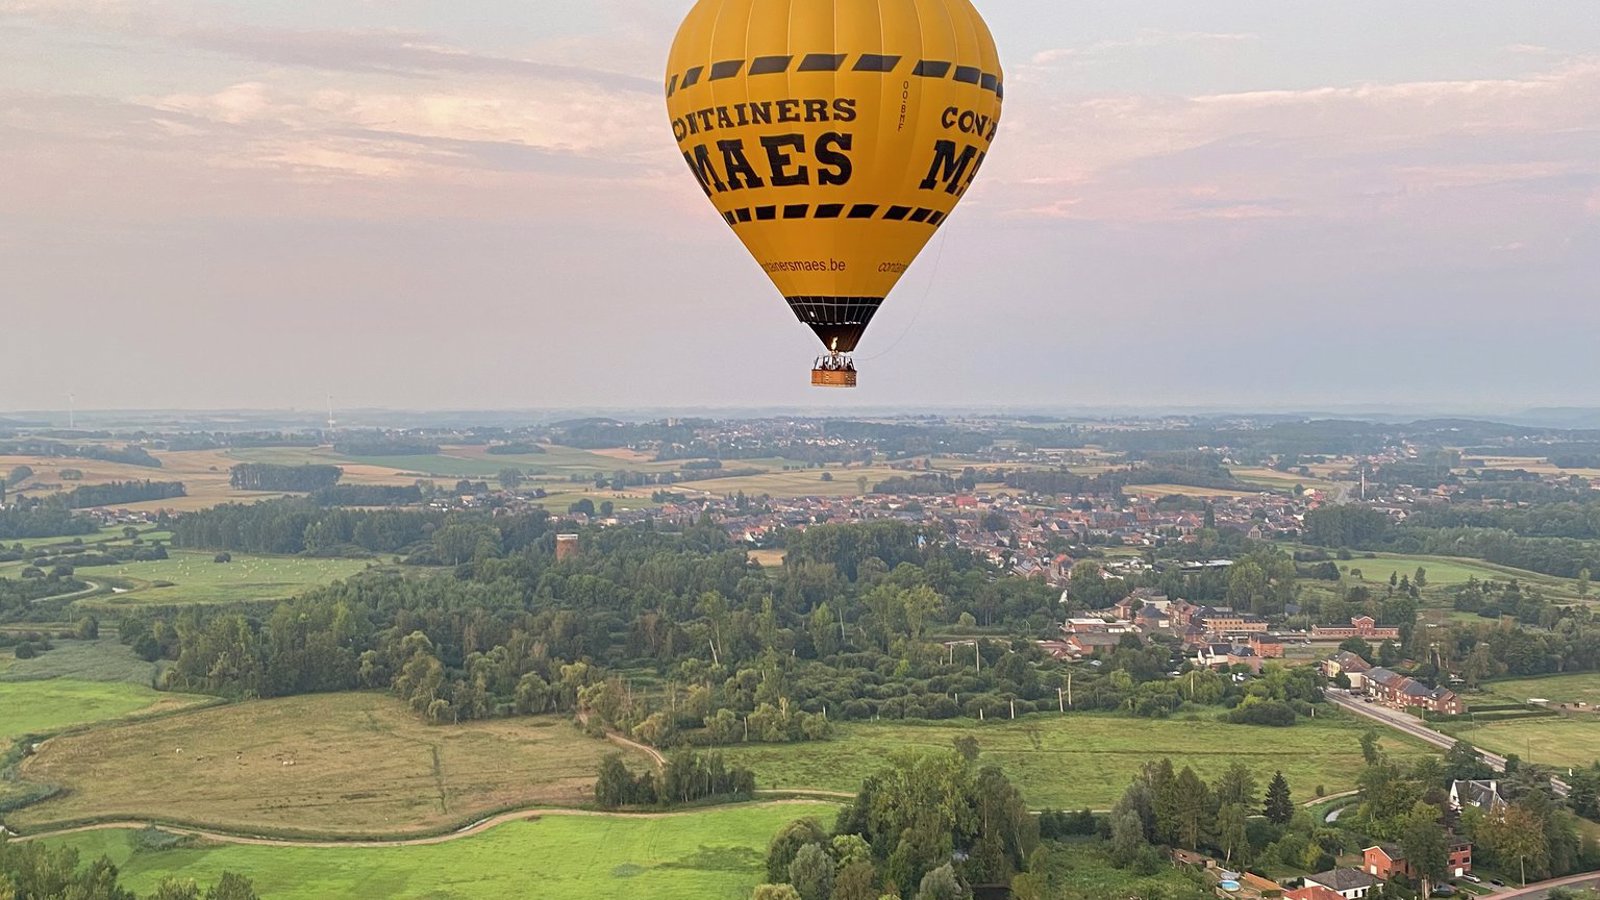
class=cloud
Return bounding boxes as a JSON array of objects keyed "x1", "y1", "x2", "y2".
[
  {"x1": 1030, "y1": 30, "x2": 1258, "y2": 67},
  {"x1": 182, "y1": 27, "x2": 657, "y2": 94},
  {"x1": 985, "y1": 58, "x2": 1600, "y2": 227}
]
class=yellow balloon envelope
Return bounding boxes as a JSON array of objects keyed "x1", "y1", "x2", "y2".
[{"x1": 665, "y1": 0, "x2": 1003, "y2": 386}]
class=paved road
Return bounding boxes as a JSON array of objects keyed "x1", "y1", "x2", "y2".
[
  {"x1": 1326, "y1": 692, "x2": 1569, "y2": 797},
  {"x1": 1495, "y1": 871, "x2": 1600, "y2": 899}
]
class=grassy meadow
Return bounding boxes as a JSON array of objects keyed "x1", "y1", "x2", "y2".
[
  {"x1": 10, "y1": 693, "x2": 650, "y2": 836},
  {"x1": 1485, "y1": 673, "x2": 1600, "y2": 707},
  {"x1": 77, "y1": 551, "x2": 374, "y2": 608},
  {"x1": 721, "y1": 711, "x2": 1429, "y2": 810},
  {"x1": 43, "y1": 802, "x2": 836, "y2": 900},
  {"x1": 0, "y1": 680, "x2": 200, "y2": 746},
  {"x1": 1439, "y1": 716, "x2": 1600, "y2": 772}
]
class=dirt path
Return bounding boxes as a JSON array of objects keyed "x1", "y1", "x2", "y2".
[{"x1": 14, "y1": 799, "x2": 834, "y2": 849}]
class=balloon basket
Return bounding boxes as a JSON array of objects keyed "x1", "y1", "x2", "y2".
[{"x1": 811, "y1": 355, "x2": 857, "y2": 388}]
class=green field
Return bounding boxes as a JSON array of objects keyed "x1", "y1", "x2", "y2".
[
  {"x1": 0, "y1": 636, "x2": 166, "y2": 686},
  {"x1": 11, "y1": 692, "x2": 650, "y2": 836},
  {"x1": 1292, "y1": 549, "x2": 1585, "y2": 600},
  {"x1": 1441, "y1": 716, "x2": 1600, "y2": 771},
  {"x1": 42, "y1": 802, "x2": 836, "y2": 900},
  {"x1": 65, "y1": 551, "x2": 373, "y2": 608},
  {"x1": 0, "y1": 679, "x2": 200, "y2": 745},
  {"x1": 721, "y1": 712, "x2": 1431, "y2": 810},
  {"x1": 1481, "y1": 673, "x2": 1600, "y2": 708}
]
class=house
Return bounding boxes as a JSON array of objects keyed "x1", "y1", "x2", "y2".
[
  {"x1": 1195, "y1": 644, "x2": 1265, "y2": 674},
  {"x1": 1361, "y1": 668, "x2": 1465, "y2": 715},
  {"x1": 1322, "y1": 651, "x2": 1373, "y2": 684},
  {"x1": 1312, "y1": 616, "x2": 1402, "y2": 641},
  {"x1": 1250, "y1": 633, "x2": 1286, "y2": 659},
  {"x1": 1065, "y1": 632, "x2": 1126, "y2": 657},
  {"x1": 1303, "y1": 868, "x2": 1381, "y2": 899},
  {"x1": 1449, "y1": 780, "x2": 1506, "y2": 814},
  {"x1": 1287, "y1": 887, "x2": 1349, "y2": 900},
  {"x1": 1364, "y1": 839, "x2": 1473, "y2": 881},
  {"x1": 1239, "y1": 872, "x2": 1285, "y2": 899},
  {"x1": 1192, "y1": 606, "x2": 1270, "y2": 637}
]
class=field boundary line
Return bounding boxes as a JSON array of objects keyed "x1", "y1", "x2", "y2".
[{"x1": 10, "y1": 799, "x2": 839, "y2": 849}]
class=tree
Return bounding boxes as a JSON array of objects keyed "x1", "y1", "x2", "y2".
[
  {"x1": 205, "y1": 873, "x2": 261, "y2": 900},
  {"x1": 1415, "y1": 567, "x2": 1428, "y2": 589},
  {"x1": 1109, "y1": 805, "x2": 1148, "y2": 867},
  {"x1": 952, "y1": 735, "x2": 979, "y2": 762},
  {"x1": 1217, "y1": 802, "x2": 1252, "y2": 865},
  {"x1": 787, "y1": 843, "x2": 833, "y2": 900},
  {"x1": 1265, "y1": 772, "x2": 1294, "y2": 825},
  {"x1": 1216, "y1": 761, "x2": 1259, "y2": 812},
  {"x1": 752, "y1": 886, "x2": 802, "y2": 900},
  {"x1": 1339, "y1": 637, "x2": 1374, "y2": 661},
  {"x1": 497, "y1": 468, "x2": 524, "y2": 492},
  {"x1": 831, "y1": 860, "x2": 878, "y2": 900},
  {"x1": 1361, "y1": 729, "x2": 1382, "y2": 766},
  {"x1": 149, "y1": 880, "x2": 203, "y2": 900},
  {"x1": 1445, "y1": 741, "x2": 1494, "y2": 783},
  {"x1": 1399, "y1": 803, "x2": 1449, "y2": 898},
  {"x1": 915, "y1": 864, "x2": 969, "y2": 900},
  {"x1": 595, "y1": 753, "x2": 635, "y2": 808},
  {"x1": 1170, "y1": 766, "x2": 1211, "y2": 850},
  {"x1": 767, "y1": 819, "x2": 828, "y2": 883},
  {"x1": 1580, "y1": 568, "x2": 1591, "y2": 599}
]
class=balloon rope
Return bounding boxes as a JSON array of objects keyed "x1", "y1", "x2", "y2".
[{"x1": 857, "y1": 223, "x2": 951, "y2": 363}]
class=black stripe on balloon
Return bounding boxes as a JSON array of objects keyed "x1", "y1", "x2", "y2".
[
  {"x1": 854, "y1": 54, "x2": 901, "y2": 72},
  {"x1": 798, "y1": 53, "x2": 848, "y2": 72},
  {"x1": 953, "y1": 66, "x2": 981, "y2": 85},
  {"x1": 913, "y1": 60, "x2": 952, "y2": 78},
  {"x1": 666, "y1": 73, "x2": 678, "y2": 97},
  {"x1": 723, "y1": 203, "x2": 945, "y2": 225},
  {"x1": 680, "y1": 66, "x2": 704, "y2": 88},
  {"x1": 749, "y1": 55, "x2": 792, "y2": 75},
  {"x1": 710, "y1": 60, "x2": 744, "y2": 80},
  {"x1": 995, "y1": 82, "x2": 1004, "y2": 99},
  {"x1": 980, "y1": 73, "x2": 998, "y2": 91}
]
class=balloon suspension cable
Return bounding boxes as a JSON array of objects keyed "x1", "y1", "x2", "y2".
[{"x1": 856, "y1": 224, "x2": 951, "y2": 364}]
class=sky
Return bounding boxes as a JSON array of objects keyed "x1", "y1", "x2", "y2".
[{"x1": 2, "y1": 0, "x2": 1598, "y2": 414}]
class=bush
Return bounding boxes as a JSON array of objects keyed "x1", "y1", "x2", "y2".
[
  {"x1": 14, "y1": 642, "x2": 38, "y2": 659},
  {"x1": 1225, "y1": 700, "x2": 1298, "y2": 727}
]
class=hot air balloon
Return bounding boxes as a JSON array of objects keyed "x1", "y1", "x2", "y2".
[{"x1": 664, "y1": 0, "x2": 1003, "y2": 387}]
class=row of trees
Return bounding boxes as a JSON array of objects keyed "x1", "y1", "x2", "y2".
[
  {"x1": 593, "y1": 750, "x2": 755, "y2": 808},
  {"x1": 0, "y1": 837, "x2": 258, "y2": 900},
  {"x1": 65, "y1": 480, "x2": 186, "y2": 509},
  {"x1": 228, "y1": 463, "x2": 342, "y2": 492}
]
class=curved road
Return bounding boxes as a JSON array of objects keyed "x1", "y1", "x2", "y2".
[
  {"x1": 1325, "y1": 692, "x2": 1569, "y2": 797},
  {"x1": 11, "y1": 799, "x2": 837, "y2": 850}
]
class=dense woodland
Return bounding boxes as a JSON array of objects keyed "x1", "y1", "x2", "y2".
[
  {"x1": 228, "y1": 464, "x2": 342, "y2": 493},
  {"x1": 63, "y1": 481, "x2": 186, "y2": 509}
]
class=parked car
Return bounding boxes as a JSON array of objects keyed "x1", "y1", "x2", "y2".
[
  {"x1": 1490, "y1": 879, "x2": 1505, "y2": 887},
  {"x1": 1462, "y1": 874, "x2": 1482, "y2": 884}
]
